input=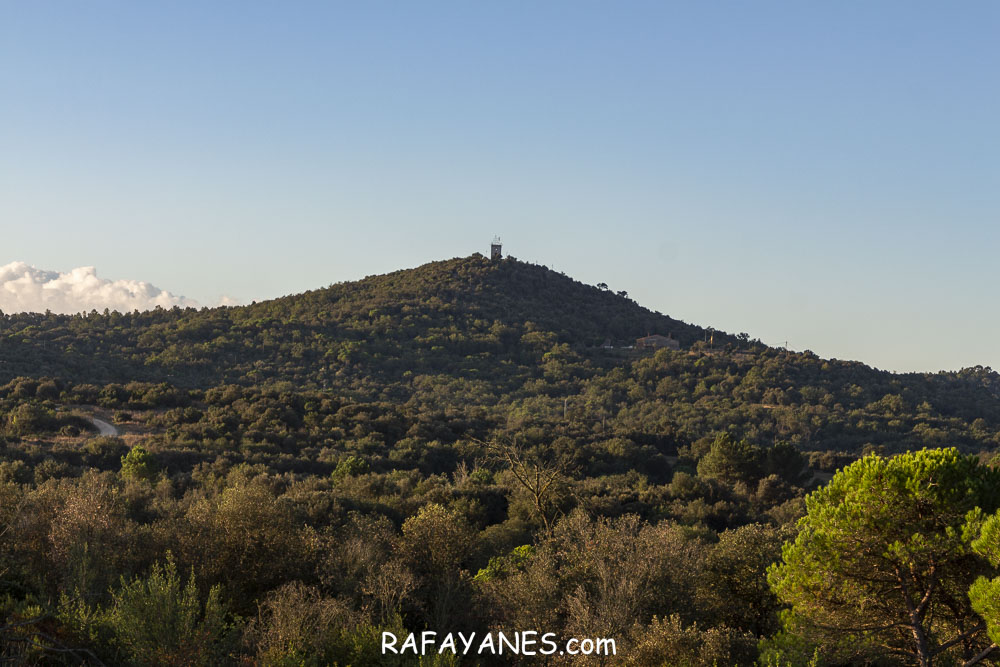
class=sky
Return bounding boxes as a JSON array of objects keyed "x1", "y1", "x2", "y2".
[{"x1": 1, "y1": 2, "x2": 997, "y2": 372}]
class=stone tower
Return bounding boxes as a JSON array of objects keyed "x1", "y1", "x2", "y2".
[{"x1": 491, "y1": 236, "x2": 502, "y2": 261}]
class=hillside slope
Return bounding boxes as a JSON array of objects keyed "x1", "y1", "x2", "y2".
[
  {"x1": 0, "y1": 255, "x2": 717, "y2": 387},
  {"x1": 4, "y1": 255, "x2": 1000, "y2": 455}
]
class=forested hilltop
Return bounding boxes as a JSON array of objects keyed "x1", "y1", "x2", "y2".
[
  {"x1": 0, "y1": 255, "x2": 711, "y2": 388},
  {"x1": 4, "y1": 254, "x2": 1000, "y2": 455},
  {"x1": 4, "y1": 256, "x2": 1000, "y2": 664}
]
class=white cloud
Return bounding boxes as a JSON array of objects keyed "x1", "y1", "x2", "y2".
[{"x1": 0, "y1": 261, "x2": 201, "y2": 314}]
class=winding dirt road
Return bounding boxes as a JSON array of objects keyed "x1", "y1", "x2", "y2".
[{"x1": 90, "y1": 417, "x2": 119, "y2": 437}]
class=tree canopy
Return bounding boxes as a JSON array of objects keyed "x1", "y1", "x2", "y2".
[{"x1": 768, "y1": 448, "x2": 1000, "y2": 666}]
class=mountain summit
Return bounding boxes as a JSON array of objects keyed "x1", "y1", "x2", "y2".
[
  {"x1": 0, "y1": 255, "x2": 721, "y2": 387},
  {"x1": 259, "y1": 254, "x2": 714, "y2": 346}
]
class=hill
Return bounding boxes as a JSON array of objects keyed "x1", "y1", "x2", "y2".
[
  {"x1": 0, "y1": 254, "x2": 720, "y2": 388},
  {"x1": 1, "y1": 254, "x2": 1000, "y2": 458}
]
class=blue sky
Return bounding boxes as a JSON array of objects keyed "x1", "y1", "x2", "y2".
[{"x1": 1, "y1": 2, "x2": 997, "y2": 372}]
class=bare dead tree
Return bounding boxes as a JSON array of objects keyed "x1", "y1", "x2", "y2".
[{"x1": 478, "y1": 435, "x2": 572, "y2": 533}]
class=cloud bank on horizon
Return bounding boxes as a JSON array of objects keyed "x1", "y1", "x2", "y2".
[{"x1": 0, "y1": 261, "x2": 202, "y2": 314}]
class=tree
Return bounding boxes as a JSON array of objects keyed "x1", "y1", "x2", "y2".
[
  {"x1": 399, "y1": 503, "x2": 475, "y2": 576},
  {"x1": 120, "y1": 445, "x2": 158, "y2": 481},
  {"x1": 627, "y1": 615, "x2": 756, "y2": 667},
  {"x1": 397, "y1": 503, "x2": 476, "y2": 628},
  {"x1": 968, "y1": 510, "x2": 1000, "y2": 661},
  {"x1": 105, "y1": 554, "x2": 233, "y2": 666},
  {"x1": 245, "y1": 582, "x2": 354, "y2": 666},
  {"x1": 696, "y1": 523, "x2": 788, "y2": 636},
  {"x1": 767, "y1": 448, "x2": 1000, "y2": 666},
  {"x1": 556, "y1": 512, "x2": 696, "y2": 640},
  {"x1": 482, "y1": 436, "x2": 571, "y2": 532},
  {"x1": 181, "y1": 481, "x2": 312, "y2": 613},
  {"x1": 696, "y1": 433, "x2": 763, "y2": 487},
  {"x1": 48, "y1": 472, "x2": 135, "y2": 603},
  {"x1": 330, "y1": 455, "x2": 369, "y2": 482},
  {"x1": 762, "y1": 442, "x2": 810, "y2": 487}
]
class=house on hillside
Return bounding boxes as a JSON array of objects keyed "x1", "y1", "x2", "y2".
[{"x1": 636, "y1": 334, "x2": 679, "y2": 351}]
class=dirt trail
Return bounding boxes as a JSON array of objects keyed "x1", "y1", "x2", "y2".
[{"x1": 90, "y1": 417, "x2": 119, "y2": 437}]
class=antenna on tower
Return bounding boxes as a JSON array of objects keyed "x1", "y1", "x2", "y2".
[{"x1": 491, "y1": 236, "x2": 502, "y2": 261}]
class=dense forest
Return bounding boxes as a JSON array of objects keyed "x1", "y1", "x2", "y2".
[{"x1": 3, "y1": 255, "x2": 1000, "y2": 665}]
